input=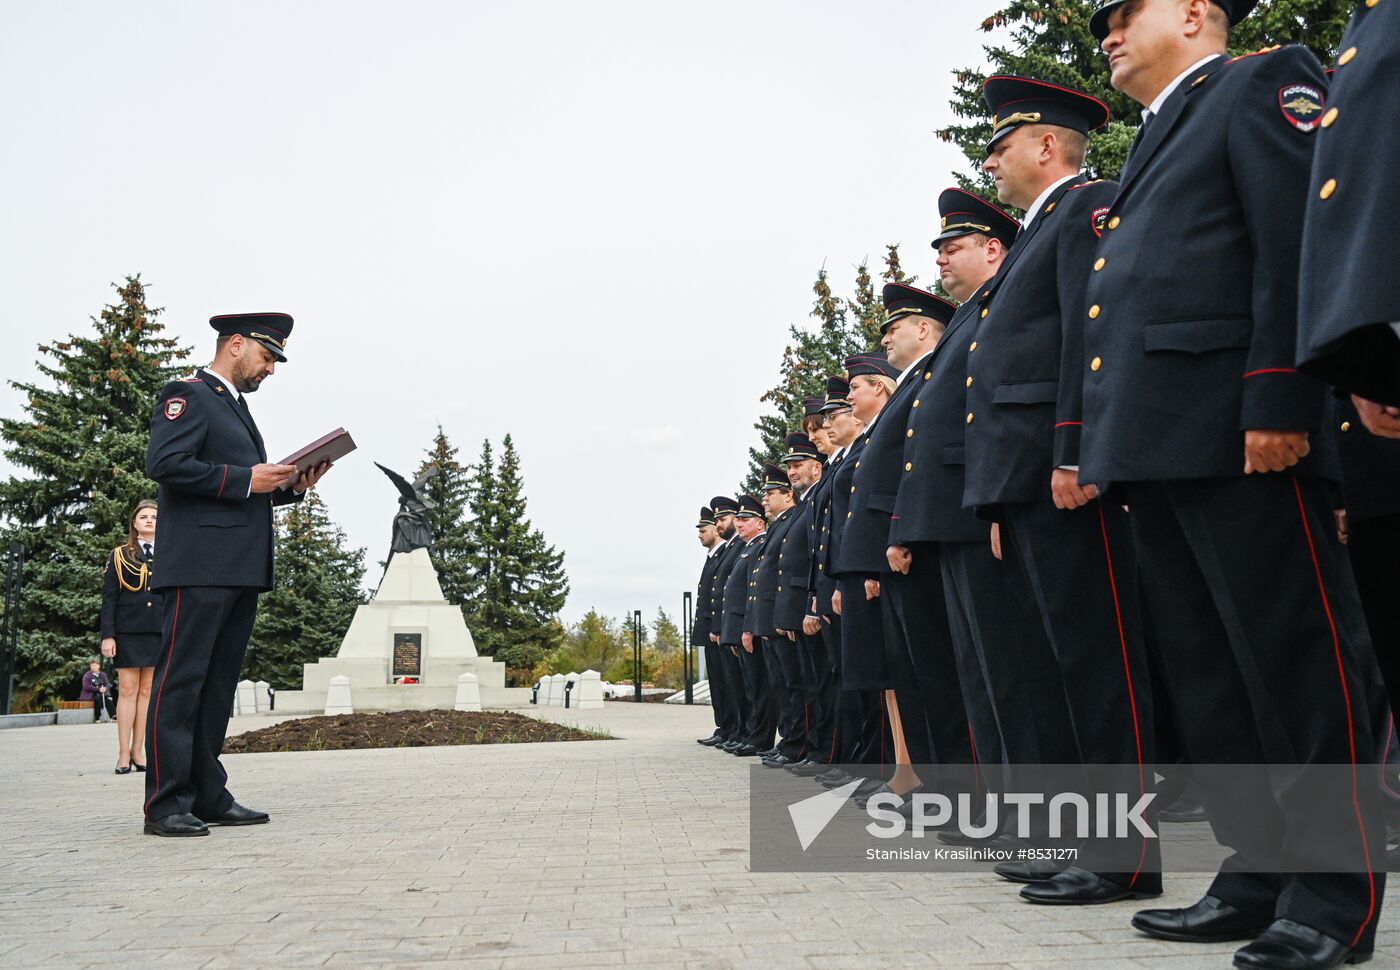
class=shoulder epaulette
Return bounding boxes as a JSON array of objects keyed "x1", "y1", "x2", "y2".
[
  {"x1": 1066, "y1": 180, "x2": 1106, "y2": 191},
  {"x1": 1228, "y1": 45, "x2": 1282, "y2": 63}
]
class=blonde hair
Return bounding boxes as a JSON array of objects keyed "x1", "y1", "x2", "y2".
[{"x1": 853, "y1": 374, "x2": 896, "y2": 398}]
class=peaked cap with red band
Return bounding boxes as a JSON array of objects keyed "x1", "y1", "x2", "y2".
[
  {"x1": 932, "y1": 187, "x2": 1020, "y2": 249},
  {"x1": 982, "y1": 75, "x2": 1110, "y2": 152},
  {"x1": 880, "y1": 283, "x2": 958, "y2": 334},
  {"x1": 1090, "y1": 0, "x2": 1258, "y2": 42},
  {"x1": 210, "y1": 312, "x2": 294, "y2": 362}
]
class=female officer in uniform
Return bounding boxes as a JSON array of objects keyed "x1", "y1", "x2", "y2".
[{"x1": 100, "y1": 499, "x2": 162, "y2": 774}]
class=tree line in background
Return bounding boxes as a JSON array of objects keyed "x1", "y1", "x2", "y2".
[
  {"x1": 533, "y1": 607, "x2": 690, "y2": 690},
  {"x1": 0, "y1": 278, "x2": 570, "y2": 705},
  {"x1": 743, "y1": 0, "x2": 1352, "y2": 487}
]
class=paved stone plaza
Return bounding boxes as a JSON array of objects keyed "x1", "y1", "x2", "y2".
[{"x1": 2, "y1": 703, "x2": 1398, "y2": 969}]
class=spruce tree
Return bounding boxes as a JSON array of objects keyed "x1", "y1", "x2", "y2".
[
  {"x1": 0, "y1": 277, "x2": 191, "y2": 703},
  {"x1": 246, "y1": 491, "x2": 366, "y2": 688},
  {"x1": 940, "y1": 1, "x2": 1351, "y2": 191},
  {"x1": 651, "y1": 607, "x2": 682, "y2": 653},
  {"x1": 416, "y1": 425, "x2": 477, "y2": 614},
  {"x1": 744, "y1": 249, "x2": 915, "y2": 489},
  {"x1": 466, "y1": 434, "x2": 569, "y2": 675}
]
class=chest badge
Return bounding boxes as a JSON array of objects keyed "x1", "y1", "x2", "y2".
[
  {"x1": 164, "y1": 397, "x2": 187, "y2": 420},
  {"x1": 1279, "y1": 85, "x2": 1324, "y2": 131}
]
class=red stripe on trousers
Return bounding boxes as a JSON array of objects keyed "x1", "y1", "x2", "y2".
[
  {"x1": 143, "y1": 588, "x2": 180, "y2": 820},
  {"x1": 1097, "y1": 504, "x2": 1148, "y2": 886},
  {"x1": 1292, "y1": 478, "x2": 1376, "y2": 947}
]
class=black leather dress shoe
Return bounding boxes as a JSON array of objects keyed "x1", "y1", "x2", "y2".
[
  {"x1": 1158, "y1": 794, "x2": 1209, "y2": 824},
  {"x1": 143, "y1": 813, "x2": 210, "y2": 837},
  {"x1": 717, "y1": 740, "x2": 741, "y2": 752},
  {"x1": 696, "y1": 733, "x2": 723, "y2": 746},
  {"x1": 819, "y1": 770, "x2": 855, "y2": 788},
  {"x1": 731, "y1": 744, "x2": 760, "y2": 757},
  {"x1": 783, "y1": 759, "x2": 818, "y2": 774},
  {"x1": 199, "y1": 802, "x2": 270, "y2": 826},
  {"x1": 756, "y1": 747, "x2": 779, "y2": 758},
  {"x1": 1233, "y1": 919, "x2": 1369, "y2": 969},
  {"x1": 1132, "y1": 894, "x2": 1272, "y2": 943},
  {"x1": 994, "y1": 860, "x2": 1068, "y2": 884},
  {"x1": 762, "y1": 754, "x2": 794, "y2": 768},
  {"x1": 1019, "y1": 866, "x2": 1162, "y2": 905}
]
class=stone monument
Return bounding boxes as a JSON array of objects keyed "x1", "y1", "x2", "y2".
[{"x1": 274, "y1": 462, "x2": 531, "y2": 711}]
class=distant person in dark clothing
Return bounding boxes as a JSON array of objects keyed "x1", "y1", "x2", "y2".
[
  {"x1": 100, "y1": 499, "x2": 162, "y2": 774},
  {"x1": 79, "y1": 660, "x2": 112, "y2": 723}
]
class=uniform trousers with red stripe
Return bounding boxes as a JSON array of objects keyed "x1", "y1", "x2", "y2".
[
  {"x1": 768, "y1": 635, "x2": 816, "y2": 760},
  {"x1": 999, "y1": 498, "x2": 1162, "y2": 891},
  {"x1": 144, "y1": 586, "x2": 259, "y2": 822},
  {"x1": 1125, "y1": 476, "x2": 1386, "y2": 952}
]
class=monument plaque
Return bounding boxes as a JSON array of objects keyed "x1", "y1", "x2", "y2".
[{"x1": 392, "y1": 633, "x2": 422, "y2": 680}]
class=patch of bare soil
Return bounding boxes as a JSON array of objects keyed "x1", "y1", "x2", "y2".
[{"x1": 223, "y1": 709, "x2": 611, "y2": 753}]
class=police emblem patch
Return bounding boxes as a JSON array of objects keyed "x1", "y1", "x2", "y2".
[
  {"x1": 164, "y1": 397, "x2": 187, "y2": 420},
  {"x1": 1278, "y1": 84, "x2": 1324, "y2": 131},
  {"x1": 1091, "y1": 207, "x2": 1110, "y2": 238}
]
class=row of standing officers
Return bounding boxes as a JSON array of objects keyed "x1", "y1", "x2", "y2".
[{"x1": 688, "y1": 1, "x2": 1398, "y2": 968}]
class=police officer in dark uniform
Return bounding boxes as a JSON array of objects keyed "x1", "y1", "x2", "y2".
[
  {"x1": 1088, "y1": 2, "x2": 1384, "y2": 963},
  {"x1": 707, "y1": 496, "x2": 748, "y2": 751},
  {"x1": 142, "y1": 312, "x2": 330, "y2": 837},
  {"x1": 850, "y1": 286, "x2": 974, "y2": 797},
  {"x1": 890, "y1": 189, "x2": 1080, "y2": 856},
  {"x1": 967, "y1": 75, "x2": 1160, "y2": 904},
  {"x1": 1297, "y1": 0, "x2": 1400, "y2": 407},
  {"x1": 721, "y1": 495, "x2": 772, "y2": 755},
  {"x1": 827, "y1": 354, "x2": 906, "y2": 794},
  {"x1": 773, "y1": 432, "x2": 829, "y2": 771},
  {"x1": 692, "y1": 507, "x2": 731, "y2": 746},
  {"x1": 752, "y1": 463, "x2": 812, "y2": 766}
]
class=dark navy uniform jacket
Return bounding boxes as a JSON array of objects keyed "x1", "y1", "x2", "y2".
[
  {"x1": 1298, "y1": 0, "x2": 1400, "y2": 406},
  {"x1": 963, "y1": 175, "x2": 1118, "y2": 509},
  {"x1": 806, "y1": 454, "x2": 844, "y2": 617},
  {"x1": 773, "y1": 485, "x2": 818, "y2": 631},
  {"x1": 145, "y1": 369, "x2": 302, "y2": 591},
  {"x1": 1330, "y1": 396, "x2": 1400, "y2": 524},
  {"x1": 709, "y1": 536, "x2": 743, "y2": 630},
  {"x1": 100, "y1": 545, "x2": 163, "y2": 637},
  {"x1": 891, "y1": 298, "x2": 1001, "y2": 546},
  {"x1": 822, "y1": 434, "x2": 871, "y2": 579},
  {"x1": 842, "y1": 366, "x2": 930, "y2": 573},
  {"x1": 690, "y1": 548, "x2": 724, "y2": 646},
  {"x1": 720, "y1": 533, "x2": 764, "y2": 644},
  {"x1": 1079, "y1": 47, "x2": 1338, "y2": 484},
  {"x1": 752, "y1": 507, "x2": 799, "y2": 638}
]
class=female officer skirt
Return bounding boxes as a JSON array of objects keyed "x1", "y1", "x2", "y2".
[
  {"x1": 114, "y1": 632, "x2": 163, "y2": 669},
  {"x1": 835, "y1": 575, "x2": 893, "y2": 690}
]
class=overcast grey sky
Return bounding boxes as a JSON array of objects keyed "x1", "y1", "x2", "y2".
[{"x1": 0, "y1": 0, "x2": 1002, "y2": 626}]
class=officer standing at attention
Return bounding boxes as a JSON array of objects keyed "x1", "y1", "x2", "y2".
[
  {"x1": 752, "y1": 462, "x2": 810, "y2": 767},
  {"x1": 722, "y1": 496, "x2": 772, "y2": 756},
  {"x1": 966, "y1": 75, "x2": 1159, "y2": 905},
  {"x1": 707, "y1": 496, "x2": 747, "y2": 751},
  {"x1": 890, "y1": 189, "x2": 1079, "y2": 858},
  {"x1": 1087, "y1": 1, "x2": 1385, "y2": 965},
  {"x1": 773, "y1": 432, "x2": 829, "y2": 772},
  {"x1": 143, "y1": 313, "x2": 330, "y2": 837},
  {"x1": 692, "y1": 507, "x2": 731, "y2": 747},
  {"x1": 1296, "y1": 0, "x2": 1400, "y2": 407},
  {"x1": 853, "y1": 286, "x2": 972, "y2": 793}
]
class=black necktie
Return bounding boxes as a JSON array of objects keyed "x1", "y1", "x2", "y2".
[
  {"x1": 238, "y1": 394, "x2": 249, "y2": 412},
  {"x1": 142, "y1": 542, "x2": 153, "y2": 559},
  {"x1": 1129, "y1": 111, "x2": 1155, "y2": 156}
]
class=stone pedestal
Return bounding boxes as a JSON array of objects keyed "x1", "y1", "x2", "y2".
[
  {"x1": 453, "y1": 673, "x2": 482, "y2": 712},
  {"x1": 276, "y1": 549, "x2": 530, "y2": 712}
]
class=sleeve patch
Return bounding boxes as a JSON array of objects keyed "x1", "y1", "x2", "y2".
[
  {"x1": 1279, "y1": 84, "x2": 1324, "y2": 131},
  {"x1": 1091, "y1": 206, "x2": 1111, "y2": 238},
  {"x1": 164, "y1": 397, "x2": 188, "y2": 420}
]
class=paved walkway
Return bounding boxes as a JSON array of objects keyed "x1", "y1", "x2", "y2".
[{"x1": 1, "y1": 703, "x2": 1397, "y2": 969}]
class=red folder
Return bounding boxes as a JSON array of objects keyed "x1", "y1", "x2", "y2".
[{"x1": 281, "y1": 428, "x2": 357, "y2": 473}]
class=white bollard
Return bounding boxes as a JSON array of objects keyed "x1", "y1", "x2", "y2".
[
  {"x1": 254, "y1": 680, "x2": 270, "y2": 713},
  {"x1": 454, "y1": 672, "x2": 482, "y2": 712},
  {"x1": 236, "y1": 679, "x2": 258, "y2": 716},
  {"x1": 548, "y1": 673, "x2": 567, "y2": 707},
  {"x1": 324, "y1": 675, "x2": 354, "y2": 715},
  {"x1": 575, "y1": 670, "x2": 604, "y2": 710},
  {"x1": 538, "y1": 675, "x2": 554, "y2": 706}
]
